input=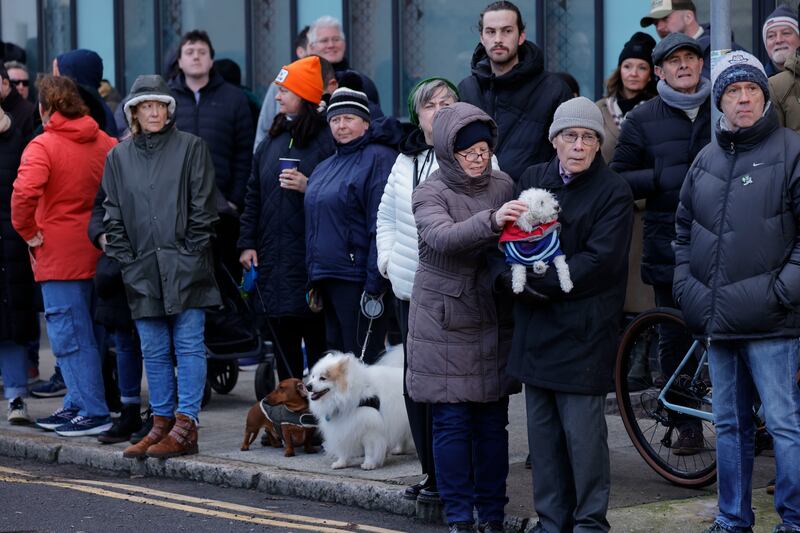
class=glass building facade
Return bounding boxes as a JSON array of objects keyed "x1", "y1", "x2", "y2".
[{"x1": 0, "y1": 0, "x2": 791, "y2": 117}]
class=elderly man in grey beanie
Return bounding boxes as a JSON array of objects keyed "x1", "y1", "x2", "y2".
[
  {"x1": 675, "y1": 50, "x2": 800, "y2": 533},
  {"x1": 498, "y1": 96, "x2": 633, "y2": 533}
]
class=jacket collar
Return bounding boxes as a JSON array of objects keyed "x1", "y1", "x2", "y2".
[
  {"x1": 170, "y1": 70, "x2": 225, "y2": 94},
  {"x1": 133, "y1": 121, "x2": 176, "y2": 151},
  {"x1": 469, "y1": 41, "x2": 545, "y2": 87},
  {"x1": 539, "y1": 153, "x2": 606, "y2": 190},
  {"x1": 335, "y1": 129, "x2": 372, "y2": 155},
  {"x1": 716, "y1": 104, "x2": 779, "y2": 153}
]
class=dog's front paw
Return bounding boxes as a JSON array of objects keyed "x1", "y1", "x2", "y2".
[
  {"x1": 331, "y1": 459, "x2": 348, "y2": 469},
  {"x1": 360, "y1": 460, "x2": 378, "y2": 470}
]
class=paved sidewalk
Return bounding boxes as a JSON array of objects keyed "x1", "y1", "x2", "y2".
[{"x1": 0, "y1": 354, "x2": 780, "y2": 532}]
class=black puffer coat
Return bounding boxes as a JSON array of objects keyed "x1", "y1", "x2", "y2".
[
  {"x1": 0, "y1": 123, "x2": 37, "y2": 343},
  {"x1": 102, "y1": 123, "x2": 221, "y2": 319},
  {"x1": 506, "y1": 156, "x2": 633, "y2": 395},
  {"x1": 169, "y1": 71, "x2": 254, "y2": 208},
  {"x1": 237, "y1": 127, "x2": 335, "y2": 316},
  {"x1": 674, "y1": 106, "x2": 800, "y2": 340},
  {"x1": 458, "y1": 41, "x2": 572, "y2": 181},
  {"x1": 611, "y1": 95, "x2": 711, "y2": 286}
]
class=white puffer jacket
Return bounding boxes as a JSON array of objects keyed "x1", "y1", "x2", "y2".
[{"x1": 377, "y1": 143, "x2": 498, "y2": 300}]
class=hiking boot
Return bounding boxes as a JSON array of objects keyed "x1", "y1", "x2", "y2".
[
  {"x1": 54, "y1": 415, "x2": 113, "y2": 437},
  {"x1": 146, "y1": 413, "x2": 198, "y2": 459},
  {"x1": 123, "y1": 415, "x2": 174, "y2": 459},
  {"x1": 129, "y1": 408, "x2": 153, "y2": 444},
  {"x1": 7, "y1": 397, "x2": 32, "y2": 425},
  {"x1": 673, "y1": 427, "x2": 704, "y2": 456},
  {"x1": 98, "y1": 404, "x2": 142, "y2": 444},
  {"x1": 30, "y1": 368, "x2": 67, "y2": 398},
  {"x1": 36, "y1": 406, "x2": 79, "y2": 430}
]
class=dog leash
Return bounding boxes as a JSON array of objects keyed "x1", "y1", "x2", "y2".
[{"x1": 253, "y1": 284, "x2": 296, "y2": 379}]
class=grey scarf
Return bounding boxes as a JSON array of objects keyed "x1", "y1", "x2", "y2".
[{"x1": 657, "y1": 77, "x2": 711, "y2": 110}]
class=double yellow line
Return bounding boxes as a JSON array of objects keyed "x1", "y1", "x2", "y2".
[{"x1": 0, "y1": 466, "x2": 406, "y2": 532}]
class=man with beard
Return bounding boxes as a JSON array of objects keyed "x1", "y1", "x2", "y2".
[
  {"x1": 762, "y1": 6, "x2": 800, "y2": 77},
  {"x1": 458, "y1": 1, "x2": 571, "y2": 181}
]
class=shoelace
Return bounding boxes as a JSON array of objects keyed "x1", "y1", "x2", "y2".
[
  {"x1": 67, "y1": 415, "x2": 89, "y2": 425},
  {"x1": 53, "y1": 407, "x2": 76, "y2": 418}
]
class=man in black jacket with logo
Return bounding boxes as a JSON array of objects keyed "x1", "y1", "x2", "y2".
[
  {"x1": 674, "y1": 51, "x2": 800, "y2": 533},
  {"x1": 458, "y1": 1, "x2": 571, "y2": 182}
]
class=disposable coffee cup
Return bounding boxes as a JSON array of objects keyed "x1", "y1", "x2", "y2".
[{"x1": 278, "y1": 158, "x2": 301, "y2": 172}]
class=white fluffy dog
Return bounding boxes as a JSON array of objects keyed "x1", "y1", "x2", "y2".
[
  {"x1": 500, "y1": 187, "x2": 573, "y2": 294},
  {"x1": 304, "y1": 348, "x2": 413, "y2": 470}
]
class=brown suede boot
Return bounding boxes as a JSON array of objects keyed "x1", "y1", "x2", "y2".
[
  {"x1": 122, "y1": 415, "x2": 174, "y2": 459},
  {"x1": 145, "y1": 413, "x2": 198, "y2": 459}
]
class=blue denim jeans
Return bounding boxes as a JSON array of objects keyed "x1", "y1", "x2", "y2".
[
  {"x1": 114, "y1": 329, "x2": 142, "y2": 405},
  {"x1": 40, "y1": 280, "x2": 109, "y2": 418},
  {"x1": 431, "y1": 398, "x2": 510, "y2": 525},
  {"x1": 135, "y1": 309, "x2": 206, "y2": 421},
  {"x1": 708, "y1": 338, "x2": 800, "y2": 531},
  {"x1": 0, "y1": 341, "x2": 29, "y2": 400}
]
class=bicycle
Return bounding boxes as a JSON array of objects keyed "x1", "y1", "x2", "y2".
[{"x1": 614, "y1": 307, "x2": 771, "y2": 488}]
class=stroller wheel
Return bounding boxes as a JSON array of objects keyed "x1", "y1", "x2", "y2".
[
  {"x1": 201, "y1": 379, "x2": 212, "y2": 408},
  {"x1": 254, "y1": 361, "x2": 277, "y2": 400},
  {"x1": 208, "y1": 360, "x2": 239, "y2": 394}
]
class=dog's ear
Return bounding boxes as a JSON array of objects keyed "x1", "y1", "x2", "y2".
[{"x1": 296, "y1": 381, "x2": 308, "y2": 398}]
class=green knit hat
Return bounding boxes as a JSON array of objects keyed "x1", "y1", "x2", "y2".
[{"x1": 407, "y1": 77, "x2": 460, "y2": 126}]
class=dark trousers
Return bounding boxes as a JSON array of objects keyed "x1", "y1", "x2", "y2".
[
  {"x1": 396, "y1": 297, "x2": 436, "y2": 488},
  {"x1": 525, "y1": 385, "x2": 610, "y2": 533},
  {"x1": 653, "y1": 283, "x2": 700, "y2": 432},
  {"x1": 318, "y1": 280, "x2": 387, "y2": 365},
  {"x1": 266, "y1": 314, "x2": 326, "y2": 380},
  {"x1": 432, "y1": 398, "x2": 510, "y2": 525}
]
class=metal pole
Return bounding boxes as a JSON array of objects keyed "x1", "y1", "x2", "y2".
[{"x1": 710, "y1": 0, "x2": 732, "y2": 141}]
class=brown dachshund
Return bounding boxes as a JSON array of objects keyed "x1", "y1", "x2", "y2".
[{"x1": 240, "y1": 378, "x2": 318, "y2": 457}]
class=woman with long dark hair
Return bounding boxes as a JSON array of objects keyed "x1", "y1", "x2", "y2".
[{"x1": 238, "y1": 56, "x2": 334, "y2": 379}]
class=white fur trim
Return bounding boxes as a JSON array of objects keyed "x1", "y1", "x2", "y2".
[{"x1": 124, "y1": 94, "x2": 176, "y2": 127}]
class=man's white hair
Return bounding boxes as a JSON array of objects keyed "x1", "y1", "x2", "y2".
[{"x1": 308, "y1": 15, "x2": 346, "y2": 44}]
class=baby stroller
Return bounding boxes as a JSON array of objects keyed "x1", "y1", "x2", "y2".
[{"x1": 202, "y1": 260, "x2": 275, "y2": 407}]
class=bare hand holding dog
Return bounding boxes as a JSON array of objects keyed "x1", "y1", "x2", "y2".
[{"x1": 495, "y1": 200, "x2": 528, "y2": 226}]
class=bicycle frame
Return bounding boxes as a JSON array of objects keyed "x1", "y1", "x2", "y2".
[{"x1": 657, "y1": 339, "x2": 714, "y2": 422}]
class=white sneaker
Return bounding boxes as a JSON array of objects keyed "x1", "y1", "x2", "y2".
[{"x1": 7, "y1": 397, "x2": 32, "y2": 425}]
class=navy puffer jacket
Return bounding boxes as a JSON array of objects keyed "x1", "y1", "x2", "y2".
[
  {"x1": 169, "y1": 71, "x2": 254, "y2": 208},
  {"x1": 611, "y1": 95, "x2": 711, "y2": 286},
  {"x1": 305, "y1": 120, "x2": 398, "y2": 295},
  {"x1": 238, "y1": 127, "x2": 335, "y2": 316},
  {"x1": 674, "y1": 106, "x2": 800, "y2": 339}
]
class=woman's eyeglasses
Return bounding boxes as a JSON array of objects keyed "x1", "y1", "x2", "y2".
[{"x1": 455, "y1": 149, "x2": 492, "y2": 162}]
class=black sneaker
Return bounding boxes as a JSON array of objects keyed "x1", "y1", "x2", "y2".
[
  {"x1": 55, "y1": 415, "x2": 113, "y2": 437},
  {"x1": 36, "y1": 407, "x2": 79, "y2": 430},
  {"x1": 478, "y1": 521, "x2": 504, "y2": 533},
  {"x1": 98, "y1": 404, "x2": 143, "y2": 444},
  {"x1": 773, "y1": 525, "x2": 800, "y2": 533},
  {"x1": 449, "y1": 522, "x2": 475, "y2": 533},
  {"x1": 403, "y1": 478, "x2": 428, "y2": 500},
  {"x1": 417, "y1": 487, "x2": 440, "y2": 504},
  {"x1": 30, "y1": 368, "x2": 67, "y2": 398},
  {"x1": 129, "y1": 408, "x2": 152, "y2": 444}
]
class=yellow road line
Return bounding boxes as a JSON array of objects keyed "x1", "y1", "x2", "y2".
[{"x1": 0, "y1": 467, "x2": 408, "y2": 533}]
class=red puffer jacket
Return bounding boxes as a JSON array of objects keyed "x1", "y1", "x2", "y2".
[{"x1": 11, "y1": 112, "x2": 116, "y2": 281}]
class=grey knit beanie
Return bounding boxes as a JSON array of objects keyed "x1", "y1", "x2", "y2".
[
  {"x1": 548, "y1": 96, "x2": 605, "y2": 143},
  {"x1": 711, "y1": 51, "x2": 769, "y2": 111}
]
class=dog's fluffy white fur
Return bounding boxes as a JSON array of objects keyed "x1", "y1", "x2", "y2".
[
  {"x1": 512, "y1": 187, "x2": 573, "y2": 294},
  {"x1": 305, "y1": 347, "x2": 413, "y2": 470}
]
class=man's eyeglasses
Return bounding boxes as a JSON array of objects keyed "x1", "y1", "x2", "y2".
[
  {"x1": 10, "y1": 79, "x2": 29, "y2": 87},
  {"x1": 560, "y1": 131, "x2": 598, "y2": 146},
  {"x1": 455, "y1": 149, "x2": 492, "y2": 162}
]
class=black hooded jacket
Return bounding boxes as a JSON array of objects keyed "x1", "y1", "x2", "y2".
[{"x1": 458, "y1": 41, "x2": 572, "y2": 181}]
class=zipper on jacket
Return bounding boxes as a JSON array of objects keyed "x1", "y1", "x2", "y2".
[{"x1": 706, "y1": 145, "x2": 737, "y2": 339}]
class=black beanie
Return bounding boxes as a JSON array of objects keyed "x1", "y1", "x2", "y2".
[
  {"x1": 454, "y1": 120, "x2": 493, "y2": 152},
  {"x1": 618, "y1": 32, "x2": 657, "y2": 68}
]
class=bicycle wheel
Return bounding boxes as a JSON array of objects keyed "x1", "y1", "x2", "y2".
[{"x1": 615, "y1": 307, "x2": 717, "y2": 488}]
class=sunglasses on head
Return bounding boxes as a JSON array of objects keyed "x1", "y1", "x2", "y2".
[{"x1": 10, "y1": 79, "x2": 29, "y2": 87}]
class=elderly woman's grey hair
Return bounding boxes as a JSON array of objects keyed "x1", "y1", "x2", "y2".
[
  {"x1": 413, "y1": 79, "x2": 459, "y2": 116},
  {"x1": 308, "y1": 15, "x2": 346, "y2": 44}
]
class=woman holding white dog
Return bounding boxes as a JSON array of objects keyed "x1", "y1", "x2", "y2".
[{"x1": 406, "y1": 101, "x2": 526, "y2": 533}]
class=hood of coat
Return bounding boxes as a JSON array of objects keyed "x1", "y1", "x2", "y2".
[
  {"x1": 399, "y1": 127, "x2": 430, "y2": 156},
  {"x1": 469, "y1": 40, "x2": 545, "y2": 87},
  {"x1": 783, "y1": 49, "x2": 800, "y2": 77},
  {"x1": 432, "y1": 102, "x2": 497, "y2": 192},
  {"x1": 57, "y1": 49, "x2": 103, "y2": 89},
  {"x1": 45, "y1": 112, "x2": 100, "y2": 144}
]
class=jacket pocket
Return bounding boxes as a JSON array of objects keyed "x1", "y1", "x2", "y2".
[
  {"x1": 422, "y1": 276, "x2": 481, "y2": 331},
  {"x1": 44, "y1": 306, "x2": 80, "y2": 357}
]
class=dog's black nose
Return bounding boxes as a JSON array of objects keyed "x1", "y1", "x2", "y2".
[{"x1": 305, "y1": 383, "x2": 314, "y2": 392}]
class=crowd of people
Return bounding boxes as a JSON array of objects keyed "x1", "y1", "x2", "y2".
[{"x1": 1, "y1": 0, "x2": 800, "y2": 532}]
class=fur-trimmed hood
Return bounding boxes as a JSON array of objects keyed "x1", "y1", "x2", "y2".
[{"x1": 123, "y1": 75, "x2": 176, "y2": 127}]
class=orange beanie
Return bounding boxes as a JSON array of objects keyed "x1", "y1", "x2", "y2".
[{"x1": 274, "y1": 56, "x2": 324, "y2": 104}]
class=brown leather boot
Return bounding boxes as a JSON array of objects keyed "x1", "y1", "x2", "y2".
[
  {"x1": 122, "y1": 415, "x2": 174, "y2": 459},
  {"x1": 145, "y1": 413, "x2": 198, "y2": 459}
]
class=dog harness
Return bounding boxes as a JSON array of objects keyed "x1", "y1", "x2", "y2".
[
  {"x1": 499, "y1": 220, "x2": 563, "y2": 266},
  {"x1": 259, "y1": 400, "x2": 318, "y2": 440},
  {"x1": 323, "y1": 395, "x2": 381, "y2": 422}
]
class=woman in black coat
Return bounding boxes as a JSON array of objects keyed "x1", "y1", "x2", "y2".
[
  {"x1": 238, "y1": 56, "x2": 335, "y2": 379},
  {"x1": 0, "y1": 109, "x2": 36, "y2": 424}
]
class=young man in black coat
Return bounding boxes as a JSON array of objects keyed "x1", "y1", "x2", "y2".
[
  {"x1": 458, "y1": 1, "x2": 571, "y2": 182},
  {"x1": 500, "y1": 97, "x2": 633, "y2": 533}
]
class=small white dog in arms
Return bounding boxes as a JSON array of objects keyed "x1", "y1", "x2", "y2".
[
  {"x1": 304, "y1": 348, "x2": 414, "y2": 470},
  {"x1": 499, "y1": 187, "x2": 573, "y2": 294}
]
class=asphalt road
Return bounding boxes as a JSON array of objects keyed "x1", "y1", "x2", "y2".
[{"x1": 0, "y1": 456, "x2": 442, "y2": 533}]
